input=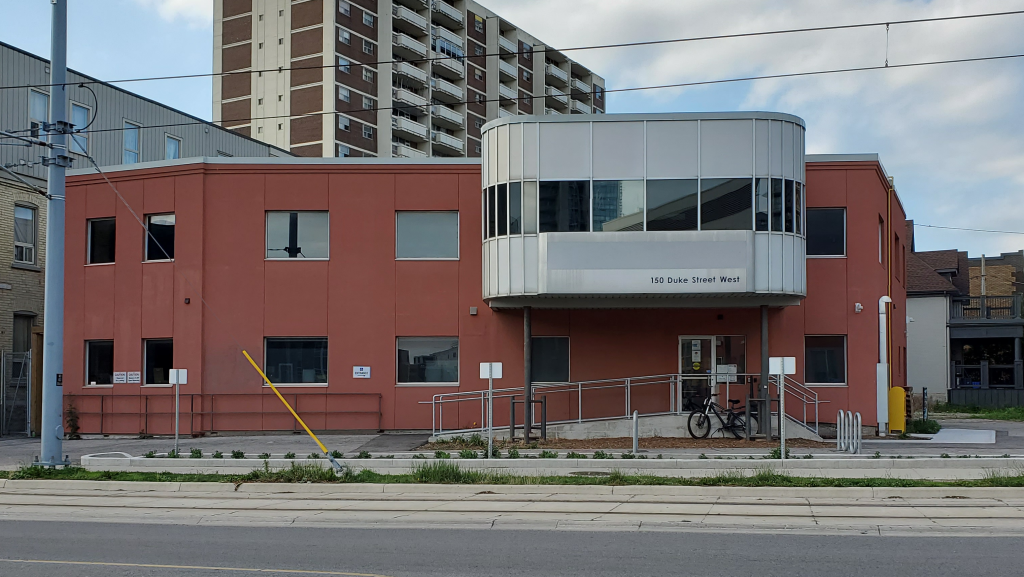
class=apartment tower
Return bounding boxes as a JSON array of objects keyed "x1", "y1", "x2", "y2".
[{"x1": 213, "y1": 0, "x2": 606, "y2": 158}]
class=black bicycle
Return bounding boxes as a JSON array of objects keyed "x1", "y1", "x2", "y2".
[{"x1": 687, "y1": 394, "x2": 757, "y2": 439}]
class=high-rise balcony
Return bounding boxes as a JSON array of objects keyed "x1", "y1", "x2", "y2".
[
  {"x1": 431, "y1": 25, "x2": 464, "y2": 49},
  {"x1": 431, "y1": 56, "x2": 465, "y2": 81},
  {"x1": 498, "y1": 59, "x2": 517, "y2": 81},
  {"x1": 393, "y1": 61, "x2": 429, "y2": 88},
  {"x1": 498, "y1": 35, "x2": 517, "y2": 55},
  {"x1": 393, "y1": 87, "x2": 428, "y2": 110},
  {"x1": 431, "y1": 130, "x2": 464, "y2": 153},
  {"x1": 396, "y1": 0, "x2": 428, "y2": 9},
  {"x1": 392, "y1": 115, "x2": 430, "y2": 141},
  {"x1": 431, "y1": 0, "x2": 464, "y2": 29},
  {"x1": 543, "y1": 107, "x2": 562, "y2": 115},
  {"x1": 392, "y1": 5, "x2": 428, "y2": 35},
  {"x1": 430, "y1": 76, "x2": 463, "y2": 103},
  {"x1": 499, "y1": 83, "x2": 518, "y2": 101},
  {"x1": 545, "y1": 63, "x2": 569, "y2": 87},
  {"x1": 393, "y1": 32, "x2": 428, "y2": 60},
  {"x1": 571, "y1": 100, "x2": 591, "y2": 114},
  {"x1": 392, "y1": 142, "x2": 428, "y2": 158},
  {"x1": 545, "y1": 85, "x2": 569, "y2": 107},
  {"x1": 498, "y1": 108, "x2": 515, "y2": 118},
  {"x1": 431, "y1": 104, "x2": 464, "y2": 129},
  {"x1": 571, "y1": 77, "x2": 591, "y2": 94}
]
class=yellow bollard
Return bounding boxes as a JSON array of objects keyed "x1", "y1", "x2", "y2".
[{"x1": 888, "y1": 387, "x2": 907, "y2": 434}]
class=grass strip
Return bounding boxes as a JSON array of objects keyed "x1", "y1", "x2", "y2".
[
  {"x1": 932, "y1": 403, "x2": 1024, "y2": 422},
  {"x1": 3, "y1": 462, "x2": 1024, "y2": 488}
]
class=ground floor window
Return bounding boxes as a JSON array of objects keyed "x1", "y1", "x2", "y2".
[
  {"x1": 86, "y1": 340, "x2": 114, "y2": 386},
  {"x1": 397, "y1": 337, "x2": 459, "y2": 384},
  {"x1": 531, "y1": 336, "x2": 569, "y2": 383},
  {"x1": 265, "y1": 338, "x2": 328, "y2": 385},
  {"x1": 144, "y1": 339, "x2": 173, "y2": 385},
  {"x1": 805, "y1": 335, "x2": 846, "y2": 385}
]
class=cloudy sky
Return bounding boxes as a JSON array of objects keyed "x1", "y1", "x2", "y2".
[{"x1": 3, "y1": 0, "x2": 1023, "y2": 257}]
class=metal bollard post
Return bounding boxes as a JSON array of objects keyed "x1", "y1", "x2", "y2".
[{"x1": 632, "y1": 410, "x2": 639, "y2": 454}]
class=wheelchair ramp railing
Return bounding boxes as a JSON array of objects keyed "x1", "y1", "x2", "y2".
[
  {"x1": 424, "y1": 373, "x2": 794, "y2": 438},
  {"x1": 769, "y1": 375, "x2": 825, "y2": 435}
]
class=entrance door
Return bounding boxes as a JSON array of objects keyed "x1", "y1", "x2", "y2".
[{"x1": 679, "y1": 336, "x2": 714, "y2": 409}]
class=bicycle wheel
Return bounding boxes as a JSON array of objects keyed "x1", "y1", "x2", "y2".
[
  {"x1": 688, "y1": 411, "x2": 711, "y2": 439},
  {"x1": 729, "y1": 413, "x2": 753, "y2": 439}
]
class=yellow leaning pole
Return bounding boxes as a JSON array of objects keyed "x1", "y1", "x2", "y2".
[{"x1": 242, "y1": 350, "x2": 344, "y2": 472}]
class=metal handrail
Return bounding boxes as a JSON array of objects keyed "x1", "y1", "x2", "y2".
[
  {"x1": 425, "y1": 372, "x2": 793, "y2": 437},
  {"x1": 769, "y1": 375, "x2": 823, "y2": 434}
]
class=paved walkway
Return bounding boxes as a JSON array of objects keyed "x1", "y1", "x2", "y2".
[{"x1": 2, "y1": 481, "x2": 1024, "y2": 536}]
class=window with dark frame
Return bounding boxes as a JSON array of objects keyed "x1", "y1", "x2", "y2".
[
  {"x1": 805, "y1": 336, "x2": 846, "y2": 384},
  {"x1": 531, "y1": 337, "x2": 569, "y2": 383},
  {"x1": 144, "y1": 339, "x2": 173, "y2": 385},
  {"x1": 806, "y1": 208, "x2": 846, "y2": 256},
  {"x1": 265, "y1": 338, "x2": 328, "y2": 384},
  {"x1": 88, "y1": 218, "x2": 116, "y2": 264},
  {"x1": 145, "y1": 214, "x2": 175, "y2": 261},
  {"x1": 266, "y1": 211, "x2": 329, "y2": 259},
  {"x1": 397, "y1": 337, "x2": 459, "y2": 384},
  {"x1": 86, "y1": 340, "x2": 114, "y2": 386}
]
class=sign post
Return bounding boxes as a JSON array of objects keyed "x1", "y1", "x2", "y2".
[
  {"x1": 769, "y1": 357, "x2": 796, "y2": 460},
  {"x1": 479, "y1": 362, "x2": 502, "y2": 458},
  {"x1": 169, "y1": 369, "x2": 187, "y2": 455}
]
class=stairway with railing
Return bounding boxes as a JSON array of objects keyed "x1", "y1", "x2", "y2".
[{"x1": 425, "y1": 372, "x2": 823, "y2": 438}]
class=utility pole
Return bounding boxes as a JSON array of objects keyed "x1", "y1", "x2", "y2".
[{"x1": 36, "y1": 0, "x2": 70, "y2": 467}]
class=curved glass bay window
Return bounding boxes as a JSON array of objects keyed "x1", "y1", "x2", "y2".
[
  {"x1": 593, "y1": 181, "x2": 644, "y2": 232},
  {"x1": 700, "y1": 178, "x2": 753, "y2": 230},
  {"x1": 646, "y1": 179, "x2": 697, "y2": 231},
  {"x1": 539, "y1": 181, "x2": 590, "y2": 233}
]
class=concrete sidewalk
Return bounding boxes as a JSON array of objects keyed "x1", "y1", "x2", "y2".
[{"x1": 2, "y1": 480, "x2": 1024, "y2": 536}]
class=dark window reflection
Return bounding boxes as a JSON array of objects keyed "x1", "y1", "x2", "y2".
[
  {"x1": 805, "y1": 336, "x2": 845, "y2": 384},
  {"x1": 771, "y1": 178, "x2": 783, "y2": 232},
  {"x1": 144, "y1": 339, "x2": 173, "y2": 385},
  {"x1": 806, "y1": 208, "x2": 846, "y2": 256},
  {"x1": 539, "y1": 181, "x2": 590, "y2": 233},
  {"x1": 497, "y1": 183, "x2": 508, "y2": 236},
  {"x1": 265, "y1": 338, "x2": 328, "y2": 384},
  {"x1": 509, "y1": 182, "x2": 522, "y2": 234},
  {"x1": 646, "y1": 179, "x2": 698, "y2": 231},
  {"x1": 531, "y1": 336, "x2": 569, "y2": 382},
  {"x1": 700, "y1": 178, "x2": 753, "y2": 231},
  {"x1": 398, "y1": 337, "x2": 459, "y2": 383}
]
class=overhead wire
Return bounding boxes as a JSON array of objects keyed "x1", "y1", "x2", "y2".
[
  {"x1": 25, "y1": 50, "x2": 1024, "y2": 138},
  {"x1": 914, "y1": 223, "x2": 1024, "y2": 235},
  {"x1": 0, "y1": 9, "x2": 1022, "y2": 91}
]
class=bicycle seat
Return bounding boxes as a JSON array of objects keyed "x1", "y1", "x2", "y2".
[{"x1": 728, "y1": 399, "x2": 741, "y2": 406}]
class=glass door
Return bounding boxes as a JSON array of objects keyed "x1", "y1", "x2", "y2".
[{"x1": 679, "y1": 336, "x2": 714, "y2": 408}]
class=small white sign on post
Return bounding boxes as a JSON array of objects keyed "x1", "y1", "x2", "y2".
[
  {"x1": 169, "y1": 369, "x2": 187, "y2": 455},
  {"x1": 113, "y1": 372, "x2": 127, "y2": 384},
  {"x1": 479, "y1": 362, "x2": 503, "y2": 459},
  {"x1": 127, "y1": 371, "x2": 141, "y2": 384},
  {"x1": 768, "y1": 357, "x2": 797, "y2": 375},
  {"x1": 169, "y1": 369, "x2": 187, "y2": 384},
  {"x1": 352, "y1": 366, "x2": 371, "y2": 379}
]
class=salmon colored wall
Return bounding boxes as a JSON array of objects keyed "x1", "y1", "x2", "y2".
[{"x1": 63, "y1": 160, "x2": 906, "y2": 433}]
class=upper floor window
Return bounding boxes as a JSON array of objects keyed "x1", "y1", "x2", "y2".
[
  {"x1": 520, "y1": 41, "x2": 532, "y2": 59},
  {"x1": 363, "y1": 38, "x2": 374, "y2": 55},
  {"x1": 474, "y1": 16, "x2": 484, "y2": 33},
  {"x1": 595, "y1": 85, "x2": 604, "y2": 99},
  {"x1": 70, "y1": 103, "x2": 90, "y2": 154},
  {"x1": 362, "y1": 12, "x2": 375, "y2": 27},
  {"x1": 700, "y1": 178, "x2": 753, "y2": 231},
  {"x1": 337, "y1": 144, "x2": 351, "y2": 158},
  {"x1": 396, "y1": 211, "x2": 459, "y2": 259},
  {"x1": 592, "y1": 181, "x2": 643, "y2": 232},
  {"x1": 13, "y1": 205, "x2": 36, "y2": 265},
  {"x1": 338, "y1": 115, "x2": 350, "y2": 131},
  {"x1": 123, "y1": 121, "x2": 141, "y2": 164},
  {"x1": 266, "y1": 211, "x2": 329, "y2": 259},
  {"x1": 362, "y1": 67, "x2": 374, "y2": 83},
  {"x1": 29, "y1": 90, "x2": 48, "y2": 138},
  {"x1": 338, "y1": 86, "x2": 351, "y2": 102},
  {"x1": 88, "y1": 218, "x2": 116, "y2": 264},
  {"x1": 145, "y1": 214, "x2": 175, "y2": 261},
  {"x1": 539, "y1": 181, "x2": 590, "y2": 233},
  {"x1": 339, "y1": 29, "x2": 351, "y2": 44},
  {"x1": 522, "y1": 69, "x2": 532, "y2": 82},
  {"x1": 339, "y1": 1, "x2": 350, "y2": 16},
  {"x1": 806, "y1": 208, "x2": 846, "y2": 257},
  {"x1": 338, "y1": 57, "x2": 351, "y2": 74},
  {"x1": 646, "y1": 179, "x2": 698, "y2": 231},
  {"x1": 165, "y1": 135, "x2": 181, "y2": 160}
]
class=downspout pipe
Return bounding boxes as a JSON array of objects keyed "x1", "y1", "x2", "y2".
[{"x1": 878, "y1": 296, "x2": 893, "y2": 436}]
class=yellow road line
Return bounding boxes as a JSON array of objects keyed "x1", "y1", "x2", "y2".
[{"x1": 0, "y1": 558, "x2": 393, "y2": 576}]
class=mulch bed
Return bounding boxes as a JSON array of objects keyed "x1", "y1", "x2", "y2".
[{"x1": 421, "y1": 437, "x2": 833, "y2": 451}]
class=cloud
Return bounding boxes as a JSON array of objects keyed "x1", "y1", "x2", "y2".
[
  {"x1": 480, "y1": 0, "x2": 1024, "y2": 255},
  {"x1": 132, "y1": 0, "x2": 212, "y2": 28}
]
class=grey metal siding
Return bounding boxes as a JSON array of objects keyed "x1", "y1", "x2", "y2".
[
  {"x1": 1, "y1": 41, "x2": 289, "y2": 185},
  {"x1": 948, "y1": 389, "x2": 1024, "y2": 408}
]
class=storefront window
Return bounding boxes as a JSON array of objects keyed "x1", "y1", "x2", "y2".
[
  {"x1": 700, "y1": 178, "x2": 753, "y2": 231},
  {"x1": 539, "y1": 181, "x2": 590, "y2": 233},
  {"x1": 646, "y1": 179, "x2": 697, "y2": 231},
  {"x1": 592, "y1": 180, "x2": 644, "y2": 232}
]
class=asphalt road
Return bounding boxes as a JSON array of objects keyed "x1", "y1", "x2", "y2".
[{"x1": 0, "y1": 521, "x2": 1021, "y2": 577}]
